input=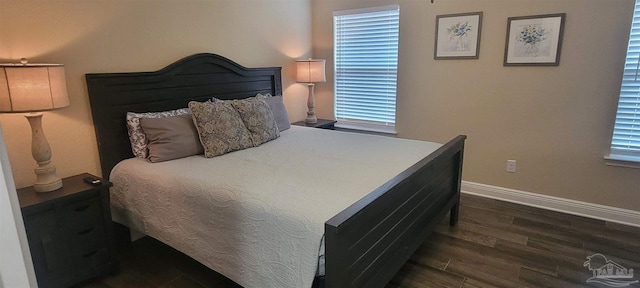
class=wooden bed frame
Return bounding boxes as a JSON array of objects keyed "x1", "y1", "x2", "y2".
[{"x1": 85, "y1": 53, "x2": 466, "y2": 288}]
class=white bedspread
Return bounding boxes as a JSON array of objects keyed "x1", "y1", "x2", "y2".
[{"x1": 109, "y1": 126, "x2": 441, "y2": 288}]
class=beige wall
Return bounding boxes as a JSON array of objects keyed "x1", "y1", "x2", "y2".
[
  {"x1": 312, "y1": 0, "x2": 640, "y2": 211},
  {"x1": 0, "y1": 0, "x2": 312, "y2": 189},
  {"x1": 2, "y1": 0, "x2": 638, "y2": 213}
]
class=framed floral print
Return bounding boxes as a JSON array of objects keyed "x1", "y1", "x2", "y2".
[
  {"x1": 504, "y1": 13, "x2": 566, "y2": 66},
  {"x1": 434, "y1": 12, "x2": 483, "y2": 59}
]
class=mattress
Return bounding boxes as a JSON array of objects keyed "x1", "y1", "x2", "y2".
[{"x1": 109, "y1": 126, "x2": 441, "y2": 288}]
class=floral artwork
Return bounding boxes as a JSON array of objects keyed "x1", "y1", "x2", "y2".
[
  {"x1": 516, "y1": 24, "x2": 547, "y2": 56},
  {"x1": 504, "y1": 13, "x2": 565, "y2": 66},
  {"x1": 435, "y1": 12, "x2": 483, "y2": 59},
  {"x1": 447, "y1": 21, "x2": 473, "y2": 51}
]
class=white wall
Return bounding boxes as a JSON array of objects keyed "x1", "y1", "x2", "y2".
[{"x1": 0, "y1": 123, "x2": 37, "y2": 288}]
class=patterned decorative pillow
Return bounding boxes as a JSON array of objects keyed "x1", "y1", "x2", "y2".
[
  {"x1": 257, "y1": 93, "x2": 290, "y2": 132},
  {"x1": 188, "y1": 100, "x2": 254, "y2": 157},
  {"x1": 231, "y1": 96, "x2": 280, "y2": 146},
  {"x1": 126, "y1": 108, "x2": 191, "y2": 158}
]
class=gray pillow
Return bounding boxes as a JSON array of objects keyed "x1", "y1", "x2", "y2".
[
  {"x1": 231, "y1": 97, "x2": 280, "y2": 146},
  {"x1": 188, "y1": 100, "x2": 254, "y2": 157},
  {"x1": 139, "y1": 114, "x2": 204, "y2": 163},
  {"x1": 260, "y1": 94, "x2": 291, "y2": 132},
  {"x1": 126, "y1": 108, "x2": 191, "y2": 158}
]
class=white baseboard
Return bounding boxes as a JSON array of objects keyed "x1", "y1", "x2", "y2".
[{"x1": 461, "y1": 181, "x2": 640, "y2": 228}]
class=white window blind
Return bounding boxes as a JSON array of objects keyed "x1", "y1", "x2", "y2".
[
  {"x1": 610, "y1": 0, "x2": 640, "y2": 162},
  {"x1": 333, "y1": 5, "x2": 399, "y2": 132}
]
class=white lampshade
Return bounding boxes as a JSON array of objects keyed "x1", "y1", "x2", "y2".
[
  {"x1": 296, "y1": 59, "x2": 326, "y2": 83},
  {"x1": 0, "y1": 61, "x2": 70, "y2": 192},
  {"x1": 0, "y1": 64, "x2": 70, "y2": 113}
]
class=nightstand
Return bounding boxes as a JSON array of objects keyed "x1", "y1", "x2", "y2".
[
  {"x1": 18, "y1": 173, "x2": 117, "y2": 288},
  {"x1": 292, "y1": 119, "x2": 337, "y2": 130}
]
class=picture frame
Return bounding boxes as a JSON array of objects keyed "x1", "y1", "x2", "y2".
[
  {"x1": 434, "y1": 12, "x2": 483, "y2": 60},
  {"x1": 504, "y1": 13, "x2": 566, "y2": 66}
]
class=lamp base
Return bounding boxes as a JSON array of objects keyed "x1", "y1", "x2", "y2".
[
  {"x1": 33, "y1": 163, "x2": 62, "y2": 192},
  {"x1": 34, "y1": 178, "x2": 62, "y2": 193},
  {"x1": 305, "y1": 113, "x2": 318, "y2": 124},
  {"x1": 305, "y1": 83, "x2": 317, "y2": 124},
  {"x1": 25, "y1": 113, "x2": 63, "y2": 193}
]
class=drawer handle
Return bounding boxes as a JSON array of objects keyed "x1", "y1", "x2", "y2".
[
  {"x1": 78, "y1": 227, "x2": 95, "y2": 235},
  {"x1": 82, "y1": 250, "x2": 98, "y2": 258},
  {"x1": 74, "y1": 204, "x2": 91, "y2": 212}
]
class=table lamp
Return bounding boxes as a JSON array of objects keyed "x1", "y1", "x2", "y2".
[
  {"x1": 0, "y1": 59, "x2": 70, "y2": 192},
  {"x1": 296, "y1": 59, "x2": 326, "y2": 124}
]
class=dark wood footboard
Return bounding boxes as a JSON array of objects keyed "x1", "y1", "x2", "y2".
[{"x1": 325, "y1": 135, "x2": 466, "y2": 288}]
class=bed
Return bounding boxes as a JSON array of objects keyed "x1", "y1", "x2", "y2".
[{"x1": 85, "y1": 53, "x2": 466, "y2": 288}]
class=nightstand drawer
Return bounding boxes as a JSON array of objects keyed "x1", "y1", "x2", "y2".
[
  {"x1": 78, "y1": 247, "x2": 108, "y2": 266},
  {"x1": 63, "y1": 197, "x2": 104, "y2": 230},
  {"x1": 74, "y1": 247, "x2": 110, "y2": 280},
  {"x1": 73, "y1": 224, "x2": 108, "y2": 252}
]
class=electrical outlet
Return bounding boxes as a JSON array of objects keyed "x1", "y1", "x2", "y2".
[{"x1": 506, "y1": 160, "x2": 516, "y2": 173}]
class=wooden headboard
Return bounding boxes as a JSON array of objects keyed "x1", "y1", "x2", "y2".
[{"x1": 86, "y1": 53, "x2": 283, "y2": 179}]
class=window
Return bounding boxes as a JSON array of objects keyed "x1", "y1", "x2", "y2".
[
  {"x1": 609, "y1": 0, "x2": 640, "y2": 165},
  {"x1": 333, "y1": 5, "x2": 399, "y2": 133}
]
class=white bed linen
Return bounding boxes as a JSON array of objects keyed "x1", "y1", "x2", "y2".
[{"x1": 109, "y1": 126, "x2": 441, "y2": 288}]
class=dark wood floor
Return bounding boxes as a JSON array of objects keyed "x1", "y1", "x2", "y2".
[{"x1": 81, "y1": 194, "x2": 640, "y2": 288}]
